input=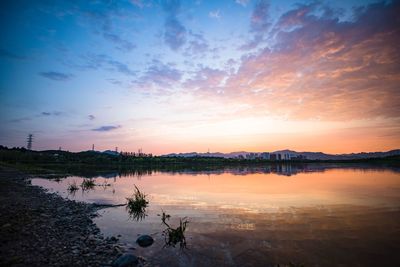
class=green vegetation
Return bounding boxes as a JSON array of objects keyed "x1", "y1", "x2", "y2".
[
  {"x1": 160, "y1": 211, "x2": 188, "y2": 248},
  {"x1": 0, "y1": 146, "x2": 399, "y2": 178},
  {"x1": 67, "y1": 180, "x2": 79, "y2": 193},
  {"x1": 126, "y1": 185, "x2": 149, "y2": 221},
  {"x1": 81, "y1": 178, "x2": 96, "y2": 191},
  {"x1": 1, "y1": 145, "x2": 399, "y2": 166}
]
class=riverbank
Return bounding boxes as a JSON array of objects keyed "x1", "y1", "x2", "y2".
[{"x1": 0, "y1": 166, "x2": 144, "y2": 266}]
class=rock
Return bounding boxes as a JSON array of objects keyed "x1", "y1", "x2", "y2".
[
  {"x1": 136, "y1": 235, "x2": 154, "y2": 247},
  {"x1": 113, "y1": 245, "x2": 123, "y2": 254},
  {"x1": 112, "y1": 253, "x2": 138, "y2": 267},
  {"x1": 88, "y1": 234, "x2": 97, "y2": 242},
  {"x1": 2, "y1": 223, "x2": 11, "y2": 228}
]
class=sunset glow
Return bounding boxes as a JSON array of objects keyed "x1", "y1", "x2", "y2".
[{"x1": 1, "y1": 0, "x2": 399, "y2": 153}]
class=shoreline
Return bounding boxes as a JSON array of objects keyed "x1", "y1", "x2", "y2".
[{"x1": 0, "y1": 166, "x2": 144, "y2": 266}]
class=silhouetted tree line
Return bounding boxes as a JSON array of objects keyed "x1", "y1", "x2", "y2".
[{"x1": 0, "y1": 146, "x2": 399, "y2": 173}]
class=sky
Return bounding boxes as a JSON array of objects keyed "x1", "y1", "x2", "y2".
[{"x1": 0, "y1": 0, "x2": 399, "y2": 154}]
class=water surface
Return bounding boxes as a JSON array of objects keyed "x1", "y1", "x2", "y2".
[{"x1": 32, "y1": 164, "x2": 400, "y2": 266}]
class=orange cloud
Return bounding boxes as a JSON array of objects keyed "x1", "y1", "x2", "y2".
[{"x1": 187, "y1": 1, "x2": 400, "y2": 122}]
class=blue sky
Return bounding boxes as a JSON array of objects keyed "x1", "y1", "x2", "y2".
[{"x1": 1, "y1": 0, "x2": 399, "y2": 154}]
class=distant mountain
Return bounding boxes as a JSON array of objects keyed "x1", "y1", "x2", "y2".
[
  {"x1": 275, "y1": 149, "x2": 400, "y2": 160},
  {"x1": 164, "y1": 149, "x2": 400, "y2": 160}
]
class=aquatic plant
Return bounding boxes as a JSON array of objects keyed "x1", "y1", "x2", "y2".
[
  {"x1": 67, "y1": 180, "x2": 79, "y2": 196},
  {"x1": 81, "y1": 178, "x2": 96, "y2": 191},
  {"x1": 126, "y1": 185, "x2": 149, "y2": 221},
  {"x1": 100, "y1": 179, "x2": 112, "y2": 190},
  {"x1": 67, "y1": 180, "x2": 79, "y2": 192},
  {"x1": 159, "y1": 211, "x2": 188, "y2": 248}
]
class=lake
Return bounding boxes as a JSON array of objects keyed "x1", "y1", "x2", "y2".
[{"x1": 32, "y1": 164, "x2": 400, "y2": 267}]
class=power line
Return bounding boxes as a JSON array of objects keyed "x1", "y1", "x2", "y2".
[{"x1": 27, "y1": 134, "x2": 33, "y2": 150}]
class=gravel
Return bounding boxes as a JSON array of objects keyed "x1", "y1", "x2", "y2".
[{"x1": 0, "y1": 166, "x2": 146, "y2": 266}]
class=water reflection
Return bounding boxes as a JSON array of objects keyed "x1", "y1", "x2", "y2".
[
  {"x1": 160, "y1": 211, "x2": 189, "y2": 249},
  {"x1": 31, "y1": 164, "x2": 400, "y2": 266},
  {"x1": 38, "y1": 162, "x2": 400, "y2": 180},
  {"x1": 126, "y1": 185, "x2": 149, "y2": 221}
]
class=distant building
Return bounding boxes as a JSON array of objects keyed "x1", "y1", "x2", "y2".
[
  {"x1": 237, "y1": 151, "x2": 306, "y2": 161},
  {"x1": 245, "y1": 153, "x2": 258, "y2": 160},
  {"x1": 270, "y1": 152, "x2": 307, "y2": 161},
  {"x1": 260, "y1": 152, "x2": 270, "y2": 160}
]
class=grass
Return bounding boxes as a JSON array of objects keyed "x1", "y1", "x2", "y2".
[
  {"x1": 81, "y1": 178, "x2": 96, "y2": 191},
  {"x1": 67, "y1": 180, "x2": 79, "y2": 196},
  {"x1": 160, "y1": 211, "x2": 189, "y2": 248},
  {"x1": 99, "y1": 179, "x2": 112, "y2": 190},
  {"x1": 126, "y1": 185, "x2": 149, "y2": 220},
  {"x1": 67, "y1": 180, "x2": 79, "y2": 192}
]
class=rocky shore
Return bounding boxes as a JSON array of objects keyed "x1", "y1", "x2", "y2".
[{"x1": 0, "y1": 166, "x2": 144, "y2": 266}]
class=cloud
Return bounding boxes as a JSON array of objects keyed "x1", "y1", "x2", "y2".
[
  {"x1": 81, "y1": 53, "x2": 136, "y2": 76},
  {"x1": 235, "y1": 0, "x2": 250, "y2": 6},
  {"x1": 76, "y1": 2, "x2": 139, "y2": 51},
  {"x1": 162, "y1": 0, "x2": 186, "y2": 50},
  {"x1": 133, "y1": 59, "x2": 182, "y2": 91},
  {"x1": 41, "y1": 111, "x2": 62, "y2": 116},
  {"x1": 38, "y1": 1, "x2": 139, "y2": 53},
  {"x1": 88, "y1": 115, "x2": 96, "y2": 120},
  {"x1": 8, "y1": 117, "x2": 31, "y2": 123},
  {"x1": 107, "y1": 78, "x2": 123, "y2": 86},
  {"x1": 8, "y1": 112, "x2": 62, "y2": 123},
  {"x1": 209, "y1": 10, "x2": 221, "y2": 19},
  {"x1": 184, "y1": 32, "x2": 210, "y2": 57},
  {"x1": 92, "y1": 125, "x2": 121, "y2": 132},
  {"x1": 103, "y1": 33, "x2": 136, "y2": 52},
  {"x1": 200, "y1": 1, "x2": 400, "y2": 121},
  {"x1": 240, "y1": 0, "x2": 270, "y2": 50},
  {"x1": 39, "y1": 71, "x2": 73, "y2": 81},
  {"x1": 250, "y1": 0, "x2": 270, "y2": 33},
  {"x1": 184, "y1": 66, "x2": 228, "y2": 94},
  {"x1": 164, "y1": 18, "x2": 186, "y2": 50},
  {"x1": 0, "y1": 49, "x2": 27, "y2": 60}
]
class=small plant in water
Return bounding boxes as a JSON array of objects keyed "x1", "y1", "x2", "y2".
[
  {"x1": 81, "y1": 178, "x2": 96, "y2": 191},
  {"x1": 126, "y1": 185, "x2": 149, "y2": 221},
  {"x1": 159, "y1": 211, "x2": 189, "y2": 248},
  {"x1": 100, "y1": 179, "x2": 112, "y2": 190},
  {"x1": 67, "y1": 180, "x2": 79, "y2": 193}
]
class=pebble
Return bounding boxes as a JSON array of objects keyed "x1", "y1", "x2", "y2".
[
  {"x1": 136, "y1": 235, "x2": 154, "y2": 247},
  {"x1": 0, "y1": 171, "x2": 143, "y2": 266},
  {"x1": 112, "y1": 253, "x2": 139, "y2": 267}
]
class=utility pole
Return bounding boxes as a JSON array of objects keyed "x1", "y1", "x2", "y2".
[
  {"x1": 92, "y1": 144, "x2": 95, "y2": 151},
  {"x1": 115, "y1": 147, "x2": 118, "y2": 153},
  {"x1": 27, "y1": 134, "x2": 33, "y2": 150}
]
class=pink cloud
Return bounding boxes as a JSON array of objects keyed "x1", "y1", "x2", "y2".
[{"x1": 190, "y1": 1, "x2": 400, "y2": 121}]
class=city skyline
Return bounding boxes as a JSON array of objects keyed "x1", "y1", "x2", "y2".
[{"x1": 1, "y1": 0, "x2": 400, "y2": 154}]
